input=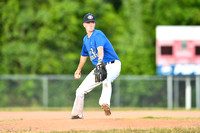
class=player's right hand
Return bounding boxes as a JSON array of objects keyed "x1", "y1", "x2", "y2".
[{"x1": 74, "y1": 69, "x2": 81, "y2": 79}]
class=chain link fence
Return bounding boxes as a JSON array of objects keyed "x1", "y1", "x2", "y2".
[{"x1": 0, "y1": 75, "x2": 199, "y2": 109}]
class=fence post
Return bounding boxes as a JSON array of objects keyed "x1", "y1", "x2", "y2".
[
  {"x1": 114, "y1": 79, "x2": 120, "y2": 107},
  {"x1": 196, "y1": 76, "x2": 200, "y2": 109},
  {"x1": 42, "y1": 77, "x2": 48, "y2": 108},
  {"x1": 174, "y1": 78, "x2": 179, "y2": 108},
  {"x1": 185, "y1": 77, "x2": 191, "y2": 110},
  {"x1": 167, "y1": 76, "x2": 173, "y2": 109}
]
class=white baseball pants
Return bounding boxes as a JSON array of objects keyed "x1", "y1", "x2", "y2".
[{"x1": 71, "y1": 60, "x2": 121, "y2": 116}]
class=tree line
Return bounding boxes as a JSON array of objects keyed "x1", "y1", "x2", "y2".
[{"x1": 1, "y1": 0, "x2": 200, "y2": 75}]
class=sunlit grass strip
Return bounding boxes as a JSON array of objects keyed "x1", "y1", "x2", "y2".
[
  {"x1": 1, "y1": 107, "x2": 200, "y2": 111},
  {"x1": 0, "y1": 118, "x2": 23, "y2": 122},
  {"x1": 65, "y1": 127, "x2": 200, "y2": 133},
  {"x1": 122, "y1": 116, "x2": 200, "y2": 120},
  {"x1": 0, "y1": 107, "x2": 73, "y2": 111},
  {"x1": 5, "y1": 127, "x2": 200, "y2": 133}
]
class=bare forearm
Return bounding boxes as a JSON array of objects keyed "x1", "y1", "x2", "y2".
[
  {"x1": 77, "y1": 56, "x2": 88, "y2": 71},
  {"x1": 74, "y1": 56, "x2": 87, "y2": 79},
  {"x1": 97, "y1": 46, "x2": 104, "y2": 60}
]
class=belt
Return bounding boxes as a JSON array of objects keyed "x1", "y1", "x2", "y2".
[{"x1": 105, "y1": 60, "x2": 115, "y2": 65}]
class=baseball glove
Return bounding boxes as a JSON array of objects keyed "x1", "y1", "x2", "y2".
[{"x1": 94, "y1": 61, "x2": 107, "y2": 82}]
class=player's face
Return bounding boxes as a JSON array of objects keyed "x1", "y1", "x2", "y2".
[{"x1": 83, "y1": 22, "x2": 95, "y2": 32}]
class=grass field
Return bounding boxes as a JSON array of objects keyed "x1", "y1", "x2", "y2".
[
  {"x1": 0, "y1": 108, "x2": 200, "y2": 133},
  {"x1": 7, "y1": 127, "x2": 200, "y2": 133}
]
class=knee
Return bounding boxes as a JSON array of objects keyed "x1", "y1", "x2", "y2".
[
  {"x1": 76, "y1": 87, "x2": 85, "y2": 97},
  {"x1": 103, "y1": 80, "x2": 111, "y2": 87}
]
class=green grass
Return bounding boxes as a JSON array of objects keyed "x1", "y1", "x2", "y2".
[
  {"x1": 0, "y1": 107, "x2": 73, "y2": 111},
  {"x1": 138, "y1": 116, "x2": 200, "y2": 120},
  {"x1": 0, "y1": 118, "x2": 23, "y2": 122},
  {"x1": 114, "y1": 116, "x2": 200, "y2": 120},
  {"x1": 53, "y1": 127, "x2": 200, "y2": 133},
  {"x1": 3, "y1": 127, "x2": 200, "y2": 133},
  {"x1": 1, "y1": 107, "x2": 200, "y2": 111},
  {"x1": 64, "y1": 127, "x2": 200, "y2": 133}
]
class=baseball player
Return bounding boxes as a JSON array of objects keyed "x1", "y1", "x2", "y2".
[{"x1": 71, "y1": 13, "x2": 121, "y2": 119}]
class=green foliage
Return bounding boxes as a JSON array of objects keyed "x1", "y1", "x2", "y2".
[
  {"x1": 1, "y1": 0, "x2": 200, "y2": 75},
  {"x1": 0, "y1": 79, "x2": 42, "y2": 107},
  {"x1": 118, "y1": 78, "x2": 167, "y2": 107},
  {"x1": 1, "y1": 0, "x2": 200, "y2": 107}
]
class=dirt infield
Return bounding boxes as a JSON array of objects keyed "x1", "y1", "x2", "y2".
[{"x1": 0, "y1": 110, "x2": 200, "y2": 132}]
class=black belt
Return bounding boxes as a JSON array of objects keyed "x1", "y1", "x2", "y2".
[{"x1": 105, "y1": 60, "x2": 115, "y2": 65}]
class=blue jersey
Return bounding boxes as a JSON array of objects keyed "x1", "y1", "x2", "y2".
[{"x1": 81, "y1": 29, "x2": 120, "y2": 66}]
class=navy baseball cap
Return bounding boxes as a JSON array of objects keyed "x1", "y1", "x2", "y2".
[{"x1": 83, "y1": 13, "x2": 96, "y2": 23}]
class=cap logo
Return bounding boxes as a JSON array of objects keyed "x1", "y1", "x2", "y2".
[{"x1": 87, "y1": 15, "x2": 93, "y2": 20}]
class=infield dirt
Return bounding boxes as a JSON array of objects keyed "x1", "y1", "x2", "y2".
[{"x1": 0, "y1": 110, "x2": 200, "y2": 132}]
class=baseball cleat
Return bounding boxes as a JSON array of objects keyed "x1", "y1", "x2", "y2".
[
  {"x1": 101, "y1": 103, "x2": 111, "y2": 116},
  {"x1": 71, "y1": 115, "x2": 83, "y2": 119}
]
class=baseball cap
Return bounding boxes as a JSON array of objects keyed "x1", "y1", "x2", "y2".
[{"x1": 83, "y1": 13, "x2": 96, "y2": 23}]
